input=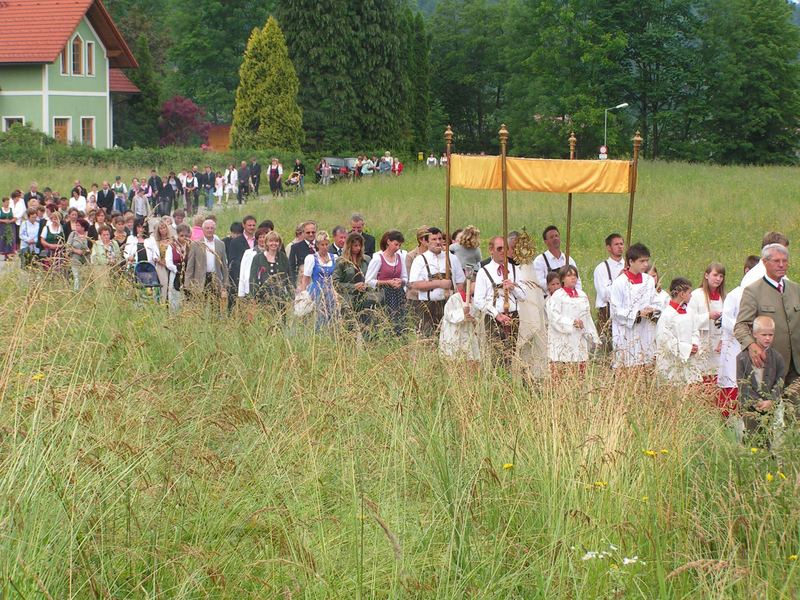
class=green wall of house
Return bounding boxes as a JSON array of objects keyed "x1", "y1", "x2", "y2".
[
  {"x1": 0, "y1": 66, "x2": 41, "y2": 91},
  {"x1": 0, "y1": 95, "x2": 43, "y2": 130}
]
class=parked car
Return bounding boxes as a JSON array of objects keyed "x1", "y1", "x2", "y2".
[{"x1": 318, "y1": 157, "x2": 357, "y2": 182}]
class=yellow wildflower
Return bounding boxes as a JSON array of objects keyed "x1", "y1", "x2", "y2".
[
  {"x1": 778, "y1": 471, "x2": 786, "y2": 480},
  {"x1": 660, "y1": 449, "x2": 669, "y2": 455},
  {"x1": 766, "y1": 473, "x2": 774, "y2": 482},
  {"x1": 641, "y1": 496, "x2": 649, "y2": 503},
  {"x1": 593, "y1": 481, "x2": 608, "y2": 488},
  {"x1": 31, "y1": 373, "x2": 45, "y2": 381},
  {"x1": 750, "y1": 447, "x2": 759, "y2": 454},
  {"x1": 790, "y1": 555, "x2": 798, "y2": 561},
  {"x1": 643, "y1": 449, "x2": 657, "y2": 458},
  {"x1": 503, "y1": 463, "x2": 514, "y2": 471}
]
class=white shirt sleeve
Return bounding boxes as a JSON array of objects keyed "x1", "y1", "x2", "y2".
[
  {"x1": 593, "y1": 261, "x2": 611, "y2": 307},
  {"x1": 449, "y1": 254, "x2": 466, "y2": 285},
  {"x1": 365, "y1": 254, "x2": 382, "y2": 289},
  {"x1": 409, "y1": 254, "x2": 426, "y2": 285},
  {"x1": 165, "y1": 245, "x2": 177, "y2": 273},
  {"x1": 532, "y1": 254, "x2": 548, "y2": 292},
  {"x1": 472, "y1": 268, "x2": 496, "y2": 318},
  {"x1": 302, "y1": 253, "x2": 316, "y2": 277}
]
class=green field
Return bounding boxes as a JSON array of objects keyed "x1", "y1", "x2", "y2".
[{"x1": 1, "y1": 163, "x2": 799, "y2": 598}]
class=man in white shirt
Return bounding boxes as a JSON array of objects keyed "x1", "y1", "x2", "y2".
[
  {"x1": 532, "y1": 225, "x2": 581, "y2": 294},
  {"x1": 474, "y1": 236, "x2": 527, "y2": 366},
  {"x1": 409, "y1": 227, "x2": 466, "y2": 335},
  {"x1": 741, "y1": 231, "x2": 789, "y2": 289},
  {"x1": 593, "y1": 233, "x2": 625, "y2": 350}
]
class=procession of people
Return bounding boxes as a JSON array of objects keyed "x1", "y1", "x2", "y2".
[{"x1": 2, "y1": 168, "x2": 796, "y2": 450}]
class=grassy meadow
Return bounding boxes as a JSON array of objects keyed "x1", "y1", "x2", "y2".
[{"x1": 1, "y1": 162, "x2": 800, "y2": 598}]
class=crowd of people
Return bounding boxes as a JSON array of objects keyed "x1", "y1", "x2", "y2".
[{"x1": 0, "y1": 174, "x2": 795, "y2": 449}]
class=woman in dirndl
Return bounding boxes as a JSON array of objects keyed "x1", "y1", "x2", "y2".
[
  {"x1": 298, "y1": 230, "x2": 338, "y2": 328},
  {"x1": 366, "y1": 230, "x2": 408, "y2": 335},
  {"x1": 0, "y1": 196, "x2": 16, "y2": 259},
  {"x1": 39, "y1": 210, "x2": 66, "y2": 271}
]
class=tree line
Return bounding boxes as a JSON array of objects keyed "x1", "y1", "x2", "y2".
[{"x1": 105, "y1": 0, "x2": 800, "y2": 164}]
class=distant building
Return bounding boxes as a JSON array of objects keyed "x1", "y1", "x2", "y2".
[{"x1": 0, "y1": 0, "x2": 139, "y2": 149}]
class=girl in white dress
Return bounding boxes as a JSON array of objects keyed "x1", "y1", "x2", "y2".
[
  {"x1": 688, "y1": 262, "x2": 726, "y2": 384},
  {"x1": 547, "y1": 266, "x2": 599, "y2": 371}
]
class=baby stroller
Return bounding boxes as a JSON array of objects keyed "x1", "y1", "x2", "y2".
[
  {"x1": 133, "y1": 261, "x2": 162, "y2": 302},
  {"x1": 284, "y1": 171, "x2": 302, "y2": 195}
]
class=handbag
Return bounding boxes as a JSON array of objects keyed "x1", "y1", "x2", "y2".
[{"x1": 294, "y1": 290, "x2": 314, "y2": 316}]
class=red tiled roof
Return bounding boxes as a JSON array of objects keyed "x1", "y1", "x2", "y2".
[
  {"x1": 0, "y1": 0, "x2": 137, "y2": 68},
  {"x1": 109, "y1": 68, "x2": 139, "y2": 93}
]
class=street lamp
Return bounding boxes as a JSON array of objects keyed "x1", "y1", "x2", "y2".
[{"x1": 604, "y1": 102, "x2": 629, "y2": 149}]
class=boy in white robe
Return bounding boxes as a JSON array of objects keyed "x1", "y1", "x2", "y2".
[
  {"x1": 547, "y1": 265, "x2": 599, "y2": 365},
  {"x1": 439, "y1": 289, "x2": 483, "y2": 361},
  {"x1": 655, "y1": 277, "x2": 701, "y2": 384},
  {"x1": 610, "y1": 243, "x2": 659, "y2": 368}
]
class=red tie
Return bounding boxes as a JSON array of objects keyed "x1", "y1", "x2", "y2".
[
  {"x1": 497, "y1": 265, "x2": 504, "y2": 277},
  {"x1": 778, "y1": 281, "x2": 784, "y2": 293}
]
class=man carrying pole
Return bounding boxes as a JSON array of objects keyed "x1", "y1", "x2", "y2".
[{"x1": 474, "y1": 235, "x2": 526, "y2": 367}]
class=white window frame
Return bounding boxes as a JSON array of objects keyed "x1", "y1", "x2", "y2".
[
  {"x1": 86, "y1": 41, "x2": 95, "y2": 77},
  {"x1": 80, "y1": 116, "x2": 95, "y2": 146},
  {"x1": 71, "y1": 34, "x2": 84, "y2": 76},
  {"x1": 2, "y1": 116, "x2": 25, "y2": 132},
  {"x1": 52, "y1": 116, "x2": 73, "y2": 144}
]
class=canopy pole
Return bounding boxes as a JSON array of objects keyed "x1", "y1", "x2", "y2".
[
  {"x1": 499, "y1": 124, "x2": 510, "y2": 314},
  {"x1": 565, "y1": 132, "x2": 577, "y2": 263},
  {"x1": 626, "y1": 130, "x2": 643, "y2": 246},
  {"x1": 445, "y1": 125, "x2": 453, "y2": 281}
]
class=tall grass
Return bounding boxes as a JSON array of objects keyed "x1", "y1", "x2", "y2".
[
  {"x1": 1, "y1": 268, "x2": 799, "y2": 598},
  {"x1": 1, "y1": 162, "x2": 799, "y2": 597}
]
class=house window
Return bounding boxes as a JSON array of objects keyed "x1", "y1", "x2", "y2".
[
  {"x1": 72, "y1": 35, "x2": 83, "y2": 75},
  {"x1": 3, "y1": 117, "x2": 24, "y2": 131},
  {"x1": 86, "y1": 41, "x2": 94, "y2": 76},
  {"x1": 53, "y1": 118, "x2": 71, "y2": 144},
  {"x1": 61, "y1": 45, "x2": 68, "y2": 74},
  {"x1": 81, "y1": 117, "x2": 94, "y2": 146}
]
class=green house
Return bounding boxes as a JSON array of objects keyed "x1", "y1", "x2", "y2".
[{"x1": 0, "y1": 0, "x2": 139, "y2": 149}]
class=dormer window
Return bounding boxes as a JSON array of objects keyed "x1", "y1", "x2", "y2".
[{"x1": 72, "y1": 35, "x2": 83, "y2": 75}]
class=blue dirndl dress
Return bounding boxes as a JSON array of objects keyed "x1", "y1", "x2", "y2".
[{"x1": 309, "y1": 253, "x2": 338, "y2": 326}]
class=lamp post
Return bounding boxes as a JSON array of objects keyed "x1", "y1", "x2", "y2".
[{"x1": 604, "y1": 102, "x2": 629, "y2": 150}]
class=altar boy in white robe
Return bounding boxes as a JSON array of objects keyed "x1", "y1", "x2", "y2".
[
  {"x1": 610, "y1": 243, "x2": 659, "y2": 368},
  {"x1": 655, "y1": 277, "x2": 701, "y2": 384},
  {"x1": 547, "y1": 265, "x2": 599, "y2": 368},
  {"x1": 473, "y1": 236, "x2": 527, "y2": 366}
]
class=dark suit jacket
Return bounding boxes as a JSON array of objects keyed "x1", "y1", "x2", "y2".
[
  {"x1": 735, "y1": 277, "x2": 800, "y2": 378},
  {"x1": 736, "y1": 346, "x2": 784, "y2": 409},
  {"x1": 97, "y1": 189, "x2": 115, "y2": 214},
  {"x1": 288, "y1": 240, "x2": 314, "y2": 285},
  {"x1": 148, "y1": 176, "x2": 163, "y2": 196},
  {"x1": 250, "y1": 162, "x2": 262, "y2": 178},
  {"x1": 228, "y1": 234, "x2": 254, "y2": 285},
  {"x1": 200, "y1": 171, "x2": 215, "y2": 189},
  {"x1": 353, "y1": 232, "x2": 376, "y2": 257}
]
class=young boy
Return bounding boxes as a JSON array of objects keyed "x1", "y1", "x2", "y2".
[
  {"x1": 655, "y1": 277, "x2": 701, "y2": 384},
  {"x1": 609, "y1": 242, "x2": 659, "y2": 368},
  {"x1": 736, "y1": 315, "x2": 785, "y2": 446}
]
